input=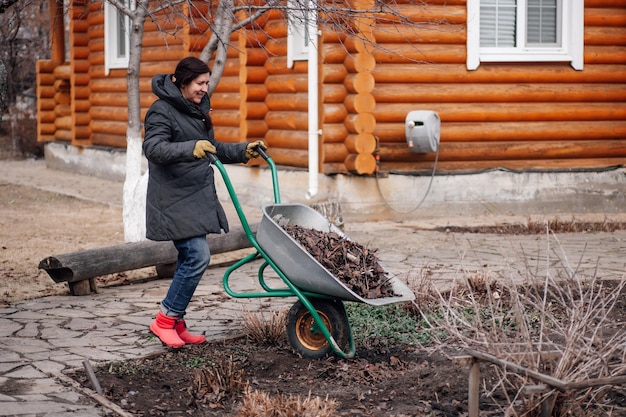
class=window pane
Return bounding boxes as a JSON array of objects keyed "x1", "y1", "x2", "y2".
[
  {"x1": 116, "y1": 11, "x2": 126, "y2": 58},
  {"x1": 527, "y1": 0, "x2": 558, "y2": 44},
  {"x1": 480, "y1": 0, "x2": 517, "y2": 47}
]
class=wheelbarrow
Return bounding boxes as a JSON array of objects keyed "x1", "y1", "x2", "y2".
[{"x1": 209, "y1": 148, "x2": 415, "y2": 359}]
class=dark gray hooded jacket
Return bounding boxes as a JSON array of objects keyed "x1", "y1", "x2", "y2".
[{"x1": 143, "y1": 73, "x2": 248, "y2": 241}]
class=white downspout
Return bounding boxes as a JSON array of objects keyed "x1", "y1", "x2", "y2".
[{"x1": 306, "y1": 0, "x2": 320, "y2": 199}]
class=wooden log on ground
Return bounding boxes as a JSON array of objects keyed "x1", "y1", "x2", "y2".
[{"x1": 38, "y1": 224, "x2": 258, "y2": 296}]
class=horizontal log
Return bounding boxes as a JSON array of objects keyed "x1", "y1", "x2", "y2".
[
  {"x1": 211, "y1": 92, "x2": 241, "y2": 110},
  {"x1": 379, "y1": 140, "x2": 626, "y2": 163},
  {"x1": 373, "y1": 63, "x2": 626, "y2": 83},
  {"x1": 322, "y1": 64, "x2": 349, "y2": 84},
  {"x1": 72, "y1": 46, "x2": 90, "y2": 60},
  {"x1": 265, "y1": 130, "x2": 308, "y2": 149},
  {"x1": 323, "y1": 143, "x2": 349, "y2": 163},
  {"x1": 323, "y1": 84, "x2": 348, "y2": 103},
  {"x1": 212, "y1": 109, "x2": 242, "y2": 128},
  {"x1": 372, "y1": 43, "x2": 466, "y2": 64},
  {"x1": 265, "y1": 111, "x2": 308, "y2": 130},
  {"x1": 322, "y1": 43, "x2": 349, "y2": 65},
  {"x1": 246, "y1": 84, "x2": 268, "y2": 102},
  {"x1": 243, "y1": 102, "x2": 268, "y2": 120},
  {"x1": 585, "y1": 26, "x2": 626, "y2": 46},
  {"x1": 374, "y1": 121, "x2": 626, "y2": 142},
  {"x1": 584, "y1": 8, "x2": 626, "y2": 26},
  {"x1": 213, "y1": 126, "x2": 241, "y2": 140},
  {"x1": 241, "y1": 119, "x2": 268, "y2": 138},
  {"x1": 265, "y1": 74, "x2": 308, "y2": 93},
  {"x1": 215, "y1": 75, "x2": 244, "y2": 94},
  {"x1": 38, "y1": 98, "x2": 56, "y2": 111},
  {"x1": 54, "y1": 129, "x2": 72, "y2": 141},
  {"x1": 373, "y1": 23, "x2": 465, "y2": 44},
  {"x1": 379, "y1": 158, "x2": 626, "y2": 174},
  {"x1": 372, "y1": 83, "x2": 626, "y2": 103},
  {"x1": 90, "y1": 119, "x2": 127, "y2": 136},
  {"x1": 38, "y1": 73, "x2": 56, "y2": 86},
  {"x1": 39, "y1": 225, "x2": 257, "y2": 286},
  {"x1": 53, "y1": 64, "x2": 71, "y2": 79},
  {"x1": 91, "y1": 133, "x2": 127, "y2": 148},
  {"x1": 89, "y1": 106, "x2": 128, "y2": 122},
  {"x1": 585, "y1": 46, "x2": 626, "y2": 64},
  {"x1": 55, "y1": 116, "x2": 72, "y2": 130},
  {"x1": 268, "y1": 148, "x2": 308, "y2": 168},
  {"x1": 373, "y1": 102, "x2": 626, "y2": 123},
  {"x1": 266, "y1": 93, "x2": 309, "y2": 111},
  {"x1": 323, "y1": 104, "x2": 348, "y2": 124},
  {"x1": 39, "y1": 86, "x2": 56, "y2": 99},
  {"x1": 322, "y1": 123, "x2": 348, "y2": 143},
  {"x1": 245, "y1": 66, "x2": 268, "y2": 84},
  {"x1": 377, "y1": 3, "x2": 466, "y2": 25},
  {"x1": 90, "y1": 93, "x2": 155, "y2": 108}
]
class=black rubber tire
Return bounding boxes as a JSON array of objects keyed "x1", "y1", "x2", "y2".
[{"x1": 286, "y1": 298, "x2": 350, "y2": 359}]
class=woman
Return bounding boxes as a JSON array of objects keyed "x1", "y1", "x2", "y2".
[{"x1": 143, "y1": 56, "x2": 265, "y2": 348}]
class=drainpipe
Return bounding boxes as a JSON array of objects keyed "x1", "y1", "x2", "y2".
[{"x1": 306, "y1": 0, "x2": 320, "y2": 199}]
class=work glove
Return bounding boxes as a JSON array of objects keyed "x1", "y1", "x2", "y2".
[
  {"x1": 193, "y1": 140, "x2": 216, "y2": 159},
  {"x1": 245, "y1": 140, "x2": 267, "y2": 159}
]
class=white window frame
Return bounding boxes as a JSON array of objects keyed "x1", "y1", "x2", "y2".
[
  {"x1": 467, "y1": 0, "x2": 583, "y2": 71},
  {"x1": 104, "y1": 0, "x2": 130, "y2": 75},
  {"x1": 287, "y1": 0, "x2": 311, "y2": 68}
]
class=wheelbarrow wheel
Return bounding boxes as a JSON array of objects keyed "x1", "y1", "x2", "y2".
[{"x1": 286, "y1": 298, "x2": 349, "y2": 359}]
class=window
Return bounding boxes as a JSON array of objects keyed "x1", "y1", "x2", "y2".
[
  {"x1": 467, "y1": 0, "x2": 583, "y2": 70},
  {"x1": 104, "y1": 0, "x2": 130, "y2": 75},
  {"x1": 287, "y1": 0, "x2": 312, "y2": 68}
]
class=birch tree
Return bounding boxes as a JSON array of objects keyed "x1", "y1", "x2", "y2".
[{"x1": 104, "y1": 0, "x2": 423, "y2": 242}]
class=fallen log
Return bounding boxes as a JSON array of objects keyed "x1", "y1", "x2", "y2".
[{"x1": 38, "y1": 224, "x2": 258, "y2": 296}]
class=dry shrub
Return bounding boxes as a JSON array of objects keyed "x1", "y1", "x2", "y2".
[
  {"x1": 192, "y1": 355, "x2": 248, "y2": 404},
  {"x1": 236, "y1": 389, "x2": 338, "y2": 417},
  {"x1": 241, "y1": 309, "x2": 287, "y2": 345},
  {"x1": 417, "y1": 230, "x2": 626, "y2": 416}
]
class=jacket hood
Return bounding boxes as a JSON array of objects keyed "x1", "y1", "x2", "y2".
[{"x1": 151, "y1": 73, "x2": 211, "y2": 117}]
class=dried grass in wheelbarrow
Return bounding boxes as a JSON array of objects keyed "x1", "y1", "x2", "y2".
[{"x1": 282, "y1": 225, "x2": 398, "y2": 299}]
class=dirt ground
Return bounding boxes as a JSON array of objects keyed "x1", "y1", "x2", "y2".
[
  {"x1": 2, "y1": 150, "x2": 625, "y2": 416},
  {"x1": 0, "y1": 182, "x2": 130, "y2": 304}
]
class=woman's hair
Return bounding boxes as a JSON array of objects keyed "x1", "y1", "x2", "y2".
[{"x1": 172, "y1": 57, "x2": 211, "y2": 88}]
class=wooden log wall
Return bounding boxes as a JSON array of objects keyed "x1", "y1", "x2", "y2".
[
  {"x1": 259, "y1": 11, "x2": 311, "y2": 168},
  {"x1": 369, "y1": 0, "x2": 626, "y2": 174},
  {"x1": 86, "y1": 3, "x2": 188, "y2": 148},
  {"x1": 238, "y1": 27, "x2": 269, "y2": 150},
  {"x1": 69, "y1": 0, "x2": 91, "y2": 145}
]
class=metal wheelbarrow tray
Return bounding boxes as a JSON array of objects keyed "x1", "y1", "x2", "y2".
[
  {"x1": 256, "y1": 203, "x2": 415, "y2": 306},
  {"x1": 209, "y1": 148, "x2": 416, "y2": 359}
]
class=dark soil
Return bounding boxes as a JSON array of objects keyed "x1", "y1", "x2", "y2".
[
  {"x1": 72, "y1": 294, "x2": 626, "y2": 417},
  {"x1": 73, "y1": 337, "x2": 505, "y2": 417}
]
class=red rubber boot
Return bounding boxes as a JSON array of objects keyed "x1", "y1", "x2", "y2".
[
  {"x1": 175, "y1": 319, "x2": 206, "y2": 344},
  {"x1": 150, "y1": 311, "x2": 185, "y2": 348}
]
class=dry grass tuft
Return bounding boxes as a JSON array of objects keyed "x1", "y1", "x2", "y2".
[
  {"x1": 192, "y1": 355, "x2": 248, "y2": 404},
  {"x1": 241, "y1": 309, "x2": 287, "y2": 345},
  {"x1": 417, "y1": 229, "x2": 626, "y2": 416},
  {"x1": 236, "y1": 389, "x2": 338, "y2": 417}
]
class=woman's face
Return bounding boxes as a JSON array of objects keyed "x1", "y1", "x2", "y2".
[{"x1": 180, "y1": 72, "x2": 210, "y2": 104}]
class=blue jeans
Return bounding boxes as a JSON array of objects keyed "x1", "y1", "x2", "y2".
[{"x1": 160, "y1": 236, "x2": 211, "y2": 318}]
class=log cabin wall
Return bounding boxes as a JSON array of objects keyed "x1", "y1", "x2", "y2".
[
  {"x1": 369, "y1": 0, "x2": 626, "y2": 174},
  {"x1": 37, "y1": 0, "x2": 626, "y2": 175},
  {"x1": 258, "y1": 10, "x2": 311, "y2": 168}
]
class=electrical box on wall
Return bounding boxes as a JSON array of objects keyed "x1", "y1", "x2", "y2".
[{"x1": 405, "y1": 110, "x2": 440, "y2": 153}]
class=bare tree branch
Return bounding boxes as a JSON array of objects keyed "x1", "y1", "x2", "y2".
[{"x1": 0, "y1": 0, "x2": 20, "y2": 14}]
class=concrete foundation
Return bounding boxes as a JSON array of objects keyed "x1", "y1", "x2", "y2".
[{"x1": 44, "y1": 142, "x2": 626, "y2": 224}]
